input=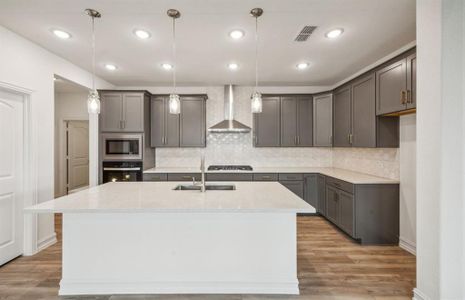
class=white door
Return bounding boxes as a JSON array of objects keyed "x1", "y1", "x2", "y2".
[
  {"x1": 0, "y1": 89, "x2": 24, "y2": 266},
  {"x1": 67, "y1": 121, "x2": 89, "y2": 193}
]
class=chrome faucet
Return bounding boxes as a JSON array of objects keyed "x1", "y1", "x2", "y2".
[{"x1": 200, "y1": 155, "x2": 206, "y2": 192}]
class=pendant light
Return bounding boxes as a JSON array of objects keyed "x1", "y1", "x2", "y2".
[
  {"x1": 85, "y1": 8, "x2": 102, "y2": 114},
  {"x1": 168, "y1": 9, "x2": 181, "y2": 114},
  {"x1": 250, "y1": 8, "x2": 263, "y2": 114}
]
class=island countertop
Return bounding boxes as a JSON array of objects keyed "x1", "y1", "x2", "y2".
[{"x1": 25, "y1": 181, "x2": 315, "y2": 214}]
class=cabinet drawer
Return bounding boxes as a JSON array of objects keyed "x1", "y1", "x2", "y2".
[
  {"x1": 253, "y1": 173, "x2": 278, "y2": 181},
  {"x1": 206, "y1": 173, "x2": 253, "y2": 181},
  {"x1": 167, "y1": 173, "x2": 201, "y2": 181},
  {"x1": 143, "y1": 173, "x2": 167, "y2": 181},
  {"x1": 325, "y1": 176, "x2": 354, "y2": 194},
  {"x1": 278, "y1": 173, "x2": 303, "y2": 181}
]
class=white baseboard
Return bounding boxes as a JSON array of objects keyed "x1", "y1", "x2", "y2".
[
  {"x1": 59, "y1": 280, "x2": 299, "y2": 296},
  {"x1": 413, "y1": 288, "x2": 429, "y2": 300},
  {"x1": 37, "y1": 232, "x2": 57, "y2": 252},
  {"x1": 399, "y1": 237, "x2": 416, "y2": 255}
]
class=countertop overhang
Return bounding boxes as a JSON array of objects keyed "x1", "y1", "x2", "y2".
[{"x1": 25, "y1": 182, "x2": 315, "y2": 214}]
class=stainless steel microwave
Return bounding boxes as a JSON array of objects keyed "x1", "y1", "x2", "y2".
[{"x1": 101, "y1": 133, "x2": 143, "y2": 161}]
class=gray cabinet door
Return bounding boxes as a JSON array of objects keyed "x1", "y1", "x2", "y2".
[
  {"x1": 304, "y1": 174, "x2": 318, "y2": 209},
  {"x1": 297, "y1": 98, "x2": 313, "y2": 146},
  {"x1": 254, "y1": 97, "x2": 280, "y2": 147},
  {"x1": 333, "y1": 86, "x2": 352, "y2": 147},
  {"x1": 164, "y1": 99, "x2": 180, "y2": 147},
  {"x1": 100, "y1": 93, "x2": 123, "y2": 132},
  {"x1": 180, "y1": 97, "x2": 206, "y2": 147},
  {"x1": 376, "y1": 58, "x2": 407, "y2": 115},
  {"x1": 313, "y1": 94, "x2": 333, "y2": 147},
  {"x1": 317, "y1": 175, "x2": 326, "y2": 216},
  {"x1": 351, "y1": 74, "x2": 376, "y2": 147},
  {"x1": 406, "y1": 53, "x2": 416, "y2": 109},
  {"x1": 150, "y1": 98, "x2": 165, "y2": 147},
  {"x1": 325, "y1": 186, "x2": 339, "y2": 224},
  {"x1": 338, "y1": 190, "x2": 354, "y2": 236},
  {"x1": 122, "y1": 93, "x2": 144, "y2": 132},
  {"x1": 280, "y1": 97, "x2": 298, "y2": 146},
  {"x1": 280, "y1": 181, "x2": 304, "y2": 199}
]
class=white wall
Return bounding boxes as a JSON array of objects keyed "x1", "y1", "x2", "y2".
[
  {"x1": 416, "y1": 1, "x2": 465, "y2": 299},
  {"x1": 399, "y1": 114, "x2": 416, "y2": 254},
  {"x1": 0, "y1": 25, "x2": 113, "y2": 252},
  {"x1": 54, "y1": 92, "x2": 88, "y2": 197}
]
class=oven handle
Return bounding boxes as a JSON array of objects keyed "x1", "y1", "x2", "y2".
[{"x1": 103, "y1": 167, "x2": 141, "y2": 171}]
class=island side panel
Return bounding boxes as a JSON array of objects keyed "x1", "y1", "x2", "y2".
[{"x1": 60, "y1": 212, "x2": 299, "y2": 295}]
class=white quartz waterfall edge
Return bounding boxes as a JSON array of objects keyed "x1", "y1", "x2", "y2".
[{"x1": 59, "y1": 212, "x2": 300, "y2": 295}]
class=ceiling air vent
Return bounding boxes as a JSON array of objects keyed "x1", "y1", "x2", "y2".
[{"x1": 294, "y1": 26, "x2": 317, "y2": 42}]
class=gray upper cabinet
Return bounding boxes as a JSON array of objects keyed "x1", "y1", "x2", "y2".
[
  {"x1": 406, "y1": 53, "x2": 416, "y2": 109},
  {"x1": 253, "y1": 97, "x2": 280, "y2": 147},
  {"x1": 180, "y1": 96, "x2": 206, "y2": 147},
  {"x1": 376, "y1": 58, "x2": 407, "y2": 115},
  {"x1": 150, "y1": 96, "x2": 179, "y2": 147},
  {"x1": 351, "y1": 74, "x2": 376, "y2": 147},
  {"x1": 313, "y1": 93, "x2": 333, "y2": 147},
  {"x1": 100, "y1": 91, "x2": 146, "y2": 132},
  {"x1": 280, "y1": 97, "x2": 298, "y2": 146},
  {"x1": 333, "y1": 86, "x2": 352, "y2": 147},
  {"x1": 150, "y1": 95, "x2": 206, "y2": 148},
  {"x1": 280, "y1": 96, "x2": 313, "y2": 147}
]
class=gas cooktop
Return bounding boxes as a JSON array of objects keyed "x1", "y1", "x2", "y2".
[{"x1": 207, "y1": 165, "x2": 253, "y2": 171}]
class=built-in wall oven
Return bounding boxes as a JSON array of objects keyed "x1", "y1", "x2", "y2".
[
  {"x1": 102, "y1": 133, "x2": 143, "y2": 161},
  {"x1": 102, "y1": 161, "x2": 142, "y2": 183}
]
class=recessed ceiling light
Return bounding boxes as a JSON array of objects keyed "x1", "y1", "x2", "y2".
[
  {"x1": 325, "y1": 28, "x2": 344, "y2": 39},
  {"x1": 228, "y1": 63, "x2": 239, "y2": 70},
  {"x1": 161, "y1": 63, "x2": 173, "y2": 70},
  {"x1": 229, "y1": 30, "x2": 245, "y2": 40},
  {"x1": 52, "y1": 29, "x2": 71, "y2": 39},
  {"x1": 134, "y1": 29, "x2": 151, "y2": 39},
  {"x1": 105, "y1": 64, "x2": 117, "y2": 71},
  {"x1": 296, "y1": 62, "x2": 310, "y2": 70}
]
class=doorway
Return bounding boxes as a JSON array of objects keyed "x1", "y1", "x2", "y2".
[
  {"x1": 0, "y1": 88, "x2": 25, "y2": 266},
  {"x1": 64, "y1": 120, "x2": 89, "y2": 194}
]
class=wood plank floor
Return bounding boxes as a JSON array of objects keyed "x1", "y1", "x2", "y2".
[{"x1": 0, "y1": 215, "x2": 415, "y2": 300}]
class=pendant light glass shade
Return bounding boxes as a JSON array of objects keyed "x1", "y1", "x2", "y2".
[
  {"x1": 87, "y1": 90, "x2": 101, "y2": 114},
  {"x1": 169, "y1": 94, "x2": 181, "y2": 114},
  {"x1": 251, "y1": 91, "x2": 262, "y2": 113}
]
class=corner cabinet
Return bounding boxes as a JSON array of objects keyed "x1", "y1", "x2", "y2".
[
  {"x1": 333, "y1": 86, "x2": 352, "y2": 147},
  {"x1": 313, "y1": 94, "x2": 333, "y2": 147},
  {"x1": 150, "y1": 95, "x2": 207, "y2": 148},
  {"x1": 376, "y1": 51, "x2": 416, "y2": 115},
  {"x1": 100, "y1": 91, "x2": 149, "y2": 132}
]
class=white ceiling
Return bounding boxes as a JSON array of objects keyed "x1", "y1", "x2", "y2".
[{"x1": 0, "y1": 0, "x2": 416, "y2": 87}]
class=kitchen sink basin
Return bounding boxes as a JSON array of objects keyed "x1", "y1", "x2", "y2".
[{"x1": 173, "y1": 184, "x2": 236, "y2": 191}]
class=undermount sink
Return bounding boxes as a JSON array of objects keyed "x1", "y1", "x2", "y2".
[{"x1": 173, "y1": 184, "x2": 236, "y2": 191}]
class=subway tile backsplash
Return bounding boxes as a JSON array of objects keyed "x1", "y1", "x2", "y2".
[{"x1": 155, "y1": 86, "x2": 399, "y2": 180}]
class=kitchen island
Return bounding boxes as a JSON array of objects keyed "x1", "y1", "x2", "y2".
[{"x1": 26, "y1": 181, "x2": 314, "y2": 296}]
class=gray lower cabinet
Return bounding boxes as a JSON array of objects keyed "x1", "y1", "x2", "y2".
[
  {"x1": 206, "y1": 173, "x2": 253, "y2": 181},
  {"x1": 317, "y1": 174, "x2": 326, "y2": 216},
  {"x1": 253, "y1": 97, "x2": 281, "y2": 147},
  {"x1": 253, "y1": 173, "x2": 278, "y2": 181},
  {"x1": 338, "y1": 190, "x2": 354, "y2": 236},
  {"x1": 325, "y1": 186, "x2": 339, "y2": 224},
  {"x1": 168, "y1": 173, "x2": 201, "y2": 181},
  {"x1": 151, "y1": 95, "x2": 207, "y2": 148},
  {"x1": 333, "y1": 86, "x2": 352, "y2": 147},
  {"x1": 180, "y1": 96, "x2": 206, "y2": 147},
  {"x1": 279, "y1": 181, "x2": 304, "y2": 199},
  {"x1": 143, "y1": 173, "x2": 168, "y2": 181},
  {"x1": 303, "y1": 174, "x2": 318, "y2": 209},
  {"x1": 351, "y1": 74, "x2": 376, "y2": 147},
  {"x1": 313, "y1": 93, "x2": 333, "y2": 147},
  {"x1": 100, "y1": 91, "x2": 147, "y2": 132}
]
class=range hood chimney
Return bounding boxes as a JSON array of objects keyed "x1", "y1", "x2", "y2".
[{"x1": 208, "y1": 85, "x2": 251, "y2": 133}]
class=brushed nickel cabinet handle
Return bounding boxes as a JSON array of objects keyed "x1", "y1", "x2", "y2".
[
  {"x1": 400, "y1": 90, "x2": 407, "y2": 104},
  {"x1": 406, "y1": 90, "x2": 412, "y2": 104},
  {"x1": 181, "y1": 176, "x2": 191, "y2": 179}
]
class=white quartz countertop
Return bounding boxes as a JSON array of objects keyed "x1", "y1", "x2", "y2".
[
  {"x1": 143, "y1": 167, "x2": 399, "y2": 184},
  {"x1": 25, "y1": 182, "x2": 315, "y2": 214}
]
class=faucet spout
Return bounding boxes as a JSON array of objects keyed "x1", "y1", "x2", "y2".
[{"x1": 200, "y1": 155, "x2": 206, "y2": 192}]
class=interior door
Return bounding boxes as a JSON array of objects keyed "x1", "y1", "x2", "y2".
[
  {"x1": 0, "y1": 89, "x2": 24, "y2": 266},
  {"x1": 67, "y1": 121, "x2": 89, "y2": 193}
]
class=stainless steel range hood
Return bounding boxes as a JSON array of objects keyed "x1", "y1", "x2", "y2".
[{"x1": 208, "y1": 85, "x2": 251, "y2": 133}]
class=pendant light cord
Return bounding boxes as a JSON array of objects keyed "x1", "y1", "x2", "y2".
[
  {"x1": 91, "y1": 15, "x2": 96, "y2": 92},
  {"x1": 172, "y1": 17, "x2": 176, "y2": 94},
  {"x1": 254, "y1": 16, "x2": 258, "y2": 92}
]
